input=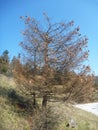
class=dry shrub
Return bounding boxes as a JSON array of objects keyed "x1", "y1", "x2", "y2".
[{"x1": 30, "y1": 106, "x2": 59, "y2": 130}]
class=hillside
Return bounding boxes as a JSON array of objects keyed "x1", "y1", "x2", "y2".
[
  {"x1": 0, "y1": 74, "x2": 98, "y2": 130},
  {"x1": 0, "y1": 74, "x2": 30, "y2": 130}
]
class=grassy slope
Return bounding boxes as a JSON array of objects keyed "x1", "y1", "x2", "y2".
[
  {"x1": 0, "y1": 74, "x2": 98, "y2": 130},
  {"x1": 0, "y1": 74, "x2": 30, "y2": 130},
  {"x1": 51, "y1": 102, "x2": 98, "y2": 130}
]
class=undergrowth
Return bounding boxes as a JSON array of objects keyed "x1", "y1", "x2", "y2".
[{"x1": 0, "y1": 74, "x2": 98, "y2": 130}]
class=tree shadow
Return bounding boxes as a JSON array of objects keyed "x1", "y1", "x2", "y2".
[
  {"x1": 9, "y1": 89, "x2": 34, "y2": 114},
  {"x1": 0, "y1": 86, "x2": 34, "y2": 117}
]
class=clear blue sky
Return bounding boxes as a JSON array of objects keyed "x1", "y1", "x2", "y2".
[{"x1": 0, "y1": 0, "x2": 98, "y2": 75}]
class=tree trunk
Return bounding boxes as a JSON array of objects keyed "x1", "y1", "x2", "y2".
[
  {"x1": 42, "y1": 94, "x2": 48, "y2": 109},
  {"x1": 32, "y1": 92, "x2": 38, "y2": 109}
]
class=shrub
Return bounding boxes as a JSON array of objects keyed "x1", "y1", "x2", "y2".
[{"x1": 30, "y1": 106, "x2": 59, "y2": 130}]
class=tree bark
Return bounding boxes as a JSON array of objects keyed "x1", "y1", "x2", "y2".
[
  {"x1": 32, "y1": 92, "x2": 38, "y2": 109},
  {"x1": 42, "y1": 94, "x2": 48, "y2": 109}
]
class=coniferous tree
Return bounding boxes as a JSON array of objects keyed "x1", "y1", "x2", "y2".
[
  {"x1": 0, "y1": 50, "x2": 9, "y2": 73},
  {"x1": 13, "y1": 14, "x2": 94, "y2": 108}
]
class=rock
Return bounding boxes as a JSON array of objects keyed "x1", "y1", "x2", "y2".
[
  {"x1": 69, "y1": 118, "x2": 76, "y2": 128},
  {"x1": 66, "y1": 118, "x2": 76, "y2": 128}
]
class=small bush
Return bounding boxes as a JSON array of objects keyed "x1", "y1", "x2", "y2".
[{"x1": 30, "y1": 106, "x2": 59, "y2": 130}]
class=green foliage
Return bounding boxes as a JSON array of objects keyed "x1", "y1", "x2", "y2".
[
  {"x1": 1, "y1": 64, "x2": 8, "y2": 73},
  {"x1": 0, "y1": 50, "x2": 9, "y2": 74}
]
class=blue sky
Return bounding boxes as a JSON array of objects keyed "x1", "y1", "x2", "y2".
[{"x1": 0, "y1": 0, "x2": 98, "y2": 75}]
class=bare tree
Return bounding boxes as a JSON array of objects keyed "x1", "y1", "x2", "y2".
[{"x1": 13, "y1": 14, "x2": 94, "y2": 109}]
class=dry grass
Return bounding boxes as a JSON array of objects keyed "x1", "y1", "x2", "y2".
[
  {"x1": 0, "y1": 74, "x2": 98, "y2": 130},
  {"x1": 50, "y1": 102, "x2": 98, "y2": 130},
  {"x1": 0, "y1": 74, "x2": 30, "y2": 130}
]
